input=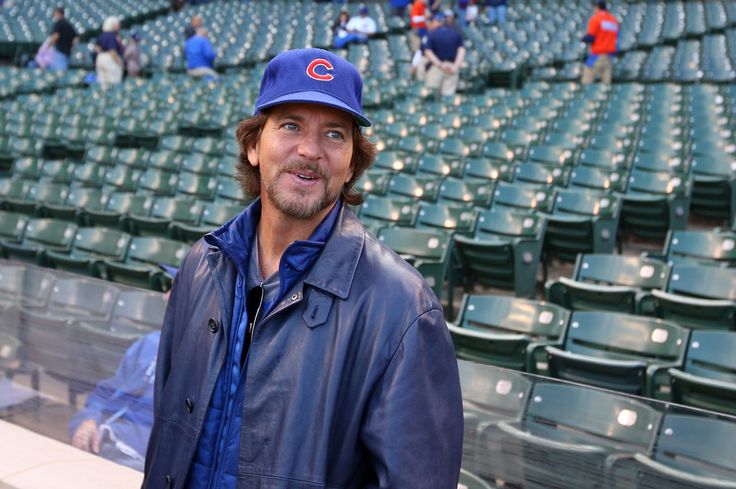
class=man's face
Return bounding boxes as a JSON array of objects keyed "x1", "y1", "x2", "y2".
[{"x1": 247, "y1": 103, "x2": 355, "y2": 221}]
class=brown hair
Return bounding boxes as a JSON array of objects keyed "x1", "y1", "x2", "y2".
[{"x1": 234, "y1": 111, "x2": 376, "y2": 206}]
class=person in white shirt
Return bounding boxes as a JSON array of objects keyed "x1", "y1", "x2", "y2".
[{"x1": 334, "y1": 6, "x2": 377, "y2": 48}]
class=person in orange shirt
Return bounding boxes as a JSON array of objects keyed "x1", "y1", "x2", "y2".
[
  {"x1": 410, "y1": 0, "x2": 428, "y2": 51},
  {"x1": 581, "y1": 0, "x2": 619, "y2": 84}
]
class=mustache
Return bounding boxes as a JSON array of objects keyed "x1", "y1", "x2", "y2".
[{"x1": 280, "y1": 160, "x2": 328, "y2": 179}]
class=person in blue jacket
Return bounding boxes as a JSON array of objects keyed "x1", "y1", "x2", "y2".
[
  {"x1": 70, "y1": 331, "x2": 159, "y2": 472},
  {"x1": 185, "y1": 27, "x2": 218, "y2": 79},
  {"x1": 142, "y1": 47, "x2": 464, "y2": 489}
]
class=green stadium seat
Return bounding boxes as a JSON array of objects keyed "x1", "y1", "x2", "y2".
[
  {"x1": 377, "y1": 227, "x2": 451, "y2": 298},
  {"x1": 569, "y1": 166, "x2": 628, "y2": 194},
  {"x1": 668, "y1": 330, "x2": 736, "y2": 416},
  {"x1": 638, "y1": 265, "x2": 736, "y2": 330},
  {"x1": 0, "y1": 210, "x2": 28, "y2": 244},
  {"x1": 546, "y1": 254, "x2": 670, "y2": 313},
  {"x1": 492, "y1": 181, "x2": 556, "y2": 213},
  {"x1": 355, "y1": 170, "x2": 391, "y2": 196},
  {"x1": 463, "y1": 158, "x2": 514, "y2": 183},
  {"x1": 458, "y1": 360, "x2": 531, "y2": 485},
  {"x1": 438, "y1": 178, "x2": 494, "y2": 209},
  {"x1": 620, "y1": 170, "x2": 692, "y2": 240},
  {"x1": 45, "y1": 227, "x2": 132, "y2": 278},
  {"x1": 546, "y1": 310, "x2": 688, "y2": 398},
  {"x1": 177, "y1": 172, "x2": 217, "y2": 200},
  {"x1": 103, "y1": 165, "x2": 142, "y2": 193},
  {"x1": 1, "y1": 217, "x2": 77, "y2": 265},
  {"x1": 607, "y1": 414, "x2": 736, "y2": 489},
  {"x1": 360, "y1": 195, "x2": 418, "y2": 229},
  {"x1": 373, "y1": 150, "x2": 418, "y2": 174},
  {"x1": 169, "y1": 201, "x2": 242, "y2": 244},
  {"x1": 450, "y1": 208, "x2": 546, "y2": 308},
  {"x1": 216, "y1": 177, "x2": 247, "y2": 203},
  {"x1": 662, "y1": 229, "x2": 736, "y2": 267},
  {"x1": 513, "y1": 161, "x2": 570, "y2": 187},
  {"x1": 82, "y1": 192, "x2": 153, "y2": 228},
  {"x1": 387, "y1": 174, "x2": 441, "y2": 202},
  {"x1": 181, "y1": 153, "x2": 219, "y2": 176},
  {"x1": 4, "y1": 181, "x2": 69, "y2": 216},
  {"x1": 137, "y1": 168, "x2": 179, "y2": 197},
  {"x1": 10, "y1": 157, "x2": 43, "y2": 180},
  {"x1": 43, "y1": 187, "x2": 107, "y2": 223},
  {"x1": 496, "y1": 382, "x2": 662, "y2": 489},
  {"x1": 416, "y1": 153, "x2": 464, "y2": 179},
  {"x1": 126, "y1": 197, "x2": 203, "y2": 237},
  {"x1": 457, "y1": 470, "x2": 495, "y2": 489},
  {"x1": 543, "y1": 189, "x2": 622, "y2": 263},
  {"x1": 448, "y1": 294, "x2": 569, "y2": 372},
  {"x1": 71, "y1": 161, "x2": 108, "y2": 188},
  {"x1": 103, "y1": 236, "x2": 190, "y2": 291}
]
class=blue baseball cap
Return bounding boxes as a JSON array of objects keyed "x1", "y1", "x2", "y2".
[{"x1": 254, "y1": 48, "x2": 371, "y2": 127}]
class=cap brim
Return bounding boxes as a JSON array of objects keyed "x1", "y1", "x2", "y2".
[{"x1": 256, "y1": 90, "x2": 371, "y2": 127}]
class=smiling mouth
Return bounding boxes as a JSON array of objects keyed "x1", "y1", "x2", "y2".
[{"x1": 293, "y1": 172, "x2": 316, "y2": 181}]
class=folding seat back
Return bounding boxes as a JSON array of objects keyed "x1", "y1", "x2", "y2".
[
  {"x1": 493, "y1": 181, "x2": 556, "y2": 213},
  {"x1": 547, "y1": 311, "x2": 689, "y2": 397},
  {"x1": 546, "y1": 254, "x2": 670, "y2": 313},
  {"x1": 416, "y1": 202, "x2": 476, "y2": 234},
  {"x1": 638, "y1": 265, "x2": 736, "y2": 330},
  {"x1": 496, "y1": 382, "x2": 662, "y2": 489},
  {"x1": 458, "y1": 360, "x2": 532, "y2": 480},
  {"x1": 360, "y1": 195, "x2": 418, "y2": 228},
  {"x1": 377, "y1": 227, "x2": 450, "y2": 297},
  {"x1": 663, "y1": 229, "x2": 736, "y2": 267},
  {"x1": 387, "y1": 173, "x2": 440, "y2": 202},
  {"x1": 608, "y1": 415, "x2": 736, "y2": 489},
  {"x1": 668, "y1": 330, "x2": 736, "y2": 416},
  {"x1": 449, "y1": 294, "x2": 569, "y2": 371}
]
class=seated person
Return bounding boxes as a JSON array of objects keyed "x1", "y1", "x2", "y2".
[
  {"x1": 333, "y1": 6, "x2": 377, "y2": 49},
  {"x1": 185, "y1": 27, "x2": 218, "y2": 79},
  {"x1": 69, "y1": 331, "x2": 159, "y2": 471}
]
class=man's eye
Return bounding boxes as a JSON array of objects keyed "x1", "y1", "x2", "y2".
[
  {"x1": 283, "y1": 122, "x2": 298, "y2": 131},
  {"x1": 326, "y1": 130, "x2": 345, "y2": 140}
]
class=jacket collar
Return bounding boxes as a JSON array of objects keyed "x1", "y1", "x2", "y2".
[{"x1": 303, "y1": 205, "x2": 365, "y2": 300}]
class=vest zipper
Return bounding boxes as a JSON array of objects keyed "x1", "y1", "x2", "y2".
[{"x1": 242, "y1": 284, "x2": 264, "y2": 368}]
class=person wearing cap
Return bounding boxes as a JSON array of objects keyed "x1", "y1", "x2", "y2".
[
  {"x1": 424, "y1": 12, "x2": 466, "y2": 97},
  {"x1": 333, "y1": 5, "x2": 377, "y2": 49},
  {"x1": 581, "y1": 0, "x2": 619, "y2": 84},
  {"x1": 411, "y1": 12, "x2": 445, "y2": 81},
  {"x1": 142, "y1": 48, "x2": 463, "y2": 489},
  {"x1": 95, "y1": 16, "x2": 124, "y2": 87}
]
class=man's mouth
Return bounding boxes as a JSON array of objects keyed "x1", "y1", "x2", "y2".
[{"x1": 293, "y1": 172, "x2": 316, "y2": 181}]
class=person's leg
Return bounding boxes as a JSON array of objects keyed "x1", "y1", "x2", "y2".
[
  {"x1": 441, "y1": 71, "x2": 459, "y2": 96},
  {"x1": 599, "y1": 55, "x2": 613, "y2": 84},
  {"x1": 581, "y1": 66, "x2": 595, "y2": 84},
  {"x1": 497, "y1": 5, "x2": 506, "y2": 24},
  {"x1": 487, "y1": 6, "x2": 497, "y2": 24}
]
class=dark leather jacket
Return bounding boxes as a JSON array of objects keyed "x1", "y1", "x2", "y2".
[{"x1": 143, "y1": 205, "x2": 464, "y2": 488}]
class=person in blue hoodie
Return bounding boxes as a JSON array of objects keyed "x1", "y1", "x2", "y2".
[
  {"x1": 185, "y1": 27, "x2": 218, "y2": 79},
  {"x1": 142, "y1": 48, "x2": 463, "y2": 489},
  {"x1": 70, "y1": 331, "x2": 160, "y2": 472}
]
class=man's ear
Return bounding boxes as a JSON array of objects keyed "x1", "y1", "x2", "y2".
[{"x1": 246, "y1": 141, "x2": 259, "y2": 168}]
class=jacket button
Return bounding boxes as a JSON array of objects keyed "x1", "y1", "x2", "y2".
[
  {"x1": 165, "y1": 474, "x2": 173, "y2": 488},
  {"x1": 208, "y1": 318, "x2": 218, "y2": 333},
  {"x1": 185, "y1": 398, "x2": 194, "y2": 413}
]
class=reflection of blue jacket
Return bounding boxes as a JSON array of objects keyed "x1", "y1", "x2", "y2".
[
  {"x1": 69, "y1": 331, "x2": 159, "y2": 459},
  {"x1": 143, "y1": 201, "x2": 464, "y2": 489},
  {"x1": 185, "y1": 34, "x2": 216, "y2": 70}
]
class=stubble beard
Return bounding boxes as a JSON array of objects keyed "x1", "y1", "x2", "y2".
[{"x1": 266, "y1": 160, "x2": 341, "y2": 219}]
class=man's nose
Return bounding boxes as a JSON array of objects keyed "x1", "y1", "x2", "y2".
[{"x1": 297, "y1": 131, "x2": 323, "y2": 161}]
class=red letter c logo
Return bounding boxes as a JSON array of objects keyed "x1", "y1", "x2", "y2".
[{"x1": 306, "y1": 58, "x2": 334, "y2": 81}]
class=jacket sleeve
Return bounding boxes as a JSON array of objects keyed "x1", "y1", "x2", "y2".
[{"x1": 360, "y1": 307, "x2": 463, "y2": 489}]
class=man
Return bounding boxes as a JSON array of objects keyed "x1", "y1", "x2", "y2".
[
  {"x1": 70, "y1": 331, "x2": 159, "y2": 471},
  {"x1": 412, "y1": 12, "x2": 444, "y2": 81},
  {"x1": 143, "y1": 47, "x2": 463, "y2": 489},
  {"x1": 424, "y1": 13, "x2": 466, "y2": 97},
  {"x1": 48, "y1": 6, "x2": 77, "y2": 71},
  {"x1": 410, "y1": 0, "x2": 428, "y2": 51},
  {"x1": 185, "y1": 27, "x2": 218, "y2": 79},
  {"x1": 334, "y1": 6, "x2": 377, "y2": 48},
  {"x1": 184, "y1": 15, "x2": 202, "y2": 40},
  {"x1": 581, "y1": 0, "x2": 619, "y2": 84}
]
